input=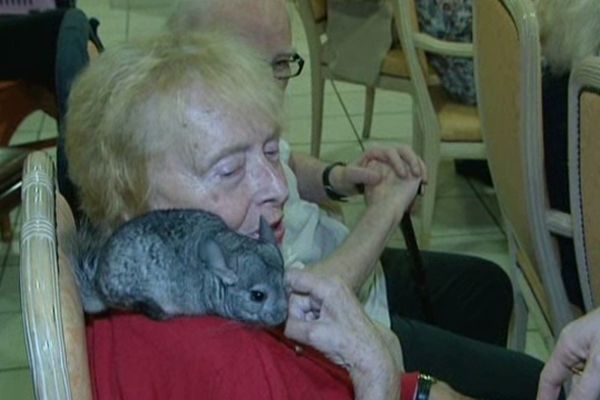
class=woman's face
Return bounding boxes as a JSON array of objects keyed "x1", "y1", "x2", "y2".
[{"x1": 147, "y1": 100, "x2": 289, "y2": 244}]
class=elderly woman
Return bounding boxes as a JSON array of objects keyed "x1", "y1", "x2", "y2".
[
  {"x1": 66, "y1": 30, "x2": 420, "y2": 400},
  {"x1": 66, "y1": 29, "x2": 553, "y2": 399}
]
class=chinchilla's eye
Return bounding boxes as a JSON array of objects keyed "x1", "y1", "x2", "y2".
[{"x1": 250, "y1": 290, "x2": 266, "y2": 303}]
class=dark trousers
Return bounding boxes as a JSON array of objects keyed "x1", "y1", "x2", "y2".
[{"x1": 381, "y1": 248, "x2": 557, "y2": 400}]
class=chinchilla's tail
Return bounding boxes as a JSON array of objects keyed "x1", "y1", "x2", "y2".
[{"x1": 66, "y1": 218, "x2": 108, "y2": 313}]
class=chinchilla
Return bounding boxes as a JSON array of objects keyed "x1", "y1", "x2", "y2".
[{"x1": 69, "y1": 209, "x2": 288, "y2": 326}]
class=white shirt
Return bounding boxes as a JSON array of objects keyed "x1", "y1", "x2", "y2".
[{"x1": 280, "y1": 140, "x2": 391, "y2": 328}]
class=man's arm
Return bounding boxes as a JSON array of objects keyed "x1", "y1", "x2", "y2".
[
  {"x1": 289, "y1": 152, "x2": 376, "y2": 204},
  {"x1": 307, "y1": 159, "x2": 422, "y2": 292},
  {"x1": 289, "y1": 147, "x2": 426, "y2": 205}
]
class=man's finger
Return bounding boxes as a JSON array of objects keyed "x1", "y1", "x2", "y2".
[
  {"x1": 345, "y1": 165, "x2": 381, "y2": 186},
  {"x1": 569, "y1": 340, "x2": 600, "y2": 400},
  {"x1": 537, "y1": 326, "x2": 590, "y2": 399},
  {"x1": 419, "y1": 159, "x2": 428, "y2": 182},
  {"x1": 570, "y1": 364, "x2": 600, "y2": 400},
  {"x1": 537, "y1": 362, "x2": 569, "y2": 400},
  {"x1": 542, "y1": 343, "x2": 582, "y2": 387},
  {"x1": 396, "y1": 147, "x2": 422, "y2": 176},
  {"x1": 365, "y1": 149, "x2": 408, "y2": 178},
  {"x1": 381, "y1": 149, "x2": 409, "y2": 178}
]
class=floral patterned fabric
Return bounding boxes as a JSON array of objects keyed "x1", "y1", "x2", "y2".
[{"x1": 415, "y1": 0, "x2": 476, "y2": 105}]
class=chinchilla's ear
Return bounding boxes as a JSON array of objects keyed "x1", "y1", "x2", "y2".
[
  {"x1": 201, "y1": 240, "x2": 238, "y2": 285},
  {"x1": 259, "y1": 216, "x2": 277, "y2": 246}
]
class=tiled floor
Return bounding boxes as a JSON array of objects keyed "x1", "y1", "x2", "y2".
[{"x1": 0, "y1": 1, "x2": 552, "y2": 397}]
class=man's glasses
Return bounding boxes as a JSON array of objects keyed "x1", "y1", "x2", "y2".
[{"x1": 271, "y1": 53, "x2": 305, "y2": 80}]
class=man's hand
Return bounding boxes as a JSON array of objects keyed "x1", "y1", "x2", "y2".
[
  {"x1": 357, "y1": 146, "x2": 428, "y2": 182},
  {"x1": 363, "y1": 159, "x2": 422, "y2": 223},
  {"x1": 327, "y1": 145, "x2": 427, "y2": 197},
  {"x1": 538, "y1": 308, "x2": 600, "y2": 400}
]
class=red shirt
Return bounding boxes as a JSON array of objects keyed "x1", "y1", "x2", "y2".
[{"x1": 86, "y1": 313, "x2": 355, "y2": 399}]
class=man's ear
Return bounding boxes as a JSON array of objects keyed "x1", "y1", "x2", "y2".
[
  {"x1": 259, "y1": 216, "x2": 277, "y2": 246},
  {"x1": 201, "y1": 240, "x2": 238, "y2": 285}
]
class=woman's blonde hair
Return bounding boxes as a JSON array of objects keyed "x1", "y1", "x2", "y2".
[{"x1": 66, "y1": 30, "x2": 284, "y2": 230}]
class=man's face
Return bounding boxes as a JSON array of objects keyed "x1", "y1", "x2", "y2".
[{"x1": 227, "y1": 0, "x2": 295, "y2": 90}]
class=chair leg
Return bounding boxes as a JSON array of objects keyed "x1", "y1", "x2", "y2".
[
  {"x1": 414, "y1": 107, "x2": 438, "y2": 248},
  {"x1": 411, "y1": 107, "x2": 424, "y2": 156},
  {"x1": 419, "y1": 156, "x2": 438, "y2": 248},
  {"x1": 1, "y1": 214, "x2": 12, "y2": 242},
  {"x1": 362, "y1": 86, "x2": 375, "y2": 140},
  {"x1": 508, "y1": 285, "x2": 528, "y2": 351},
  {"x1": 310, "y1": 73, "x2": 326, "y2": 158}
]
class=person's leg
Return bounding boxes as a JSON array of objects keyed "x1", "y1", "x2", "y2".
[
  {"x1": 392, "y1": 316, "x2": 562, "y2": 400},
  {"x1": 381, "y1": 248, "x2": 513, "y2": 346}
]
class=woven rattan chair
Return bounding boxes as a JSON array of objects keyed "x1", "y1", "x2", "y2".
[{"x1": 20, "y1": 151, "x2": 92, "y2": 400}]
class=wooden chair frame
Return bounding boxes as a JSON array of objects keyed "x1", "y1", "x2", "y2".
[
  {"x1": 295, "y1": 0, "x2": 487, "y2": 245},
  {"x1": 474, "y1": 0, "x2": 575, "y2": 347},
  {"x1": 392, "y1": 0, "x2": 486, "y2": 245},
  {"x1": 293, "y1": 0, "x2": 415, "y2": 158},
  {"x1": 568, "y1": 56, "x2": 600, "y2": 311}
]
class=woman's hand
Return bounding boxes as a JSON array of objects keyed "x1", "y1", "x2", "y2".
[
  {"x1": 538, "y1": 308, "x2": 600, "y2": 400},
  {"x1": 285, "y1": 269, "x2": 473, "y2": 400},
  {"x1": 284, "y1": 269, "x2": 399, "y2": 400}
]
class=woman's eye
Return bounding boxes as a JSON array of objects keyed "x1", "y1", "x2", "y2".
[
  {"x1": 221, "y1": 170, "x2": 235, "y2": 178},
  {"x1": 214, "y1": 156, "x2": 245, "y2": 179},
  {"x1": 265, "y1": 150, "x2": 279, "y2": 161},
  {"x1": 220, "y1": 167, "x2": 241, "y2": 178},
  {"x1": 264, "y1": 142, "x2": 280, "y2": 161}
]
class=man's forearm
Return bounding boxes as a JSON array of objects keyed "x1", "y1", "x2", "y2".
[{"x1": 289, "y1": 152, "x2": 331, "y2": 204}]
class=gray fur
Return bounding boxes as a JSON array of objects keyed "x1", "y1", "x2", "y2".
[{"x1": 69, "y1": 210, "x2": 288, "y2": 326}]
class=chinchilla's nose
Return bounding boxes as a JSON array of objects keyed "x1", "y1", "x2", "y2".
[{"x1": 264, "y1": 300, "x2": 288, "y2": 326}]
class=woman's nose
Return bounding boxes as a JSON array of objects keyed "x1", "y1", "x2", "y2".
[{"x1": 251, "y1": 159, "x2": 289, "y2": 205}]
